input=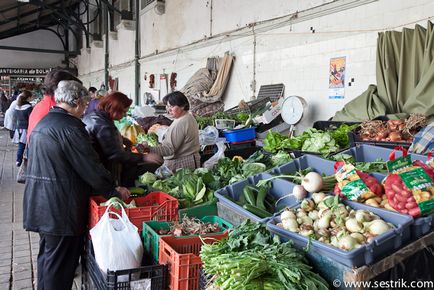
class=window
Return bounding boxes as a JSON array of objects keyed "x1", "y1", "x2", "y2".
[{"x1": 141, "y1": 0, "x2": 155, "y2": 10}]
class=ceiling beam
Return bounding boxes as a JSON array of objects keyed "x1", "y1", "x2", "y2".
[{"x1": 0, "y1": 45, "x2": 79, "y2": 56}]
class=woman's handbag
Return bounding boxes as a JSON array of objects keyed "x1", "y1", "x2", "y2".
[{"x1": 16, "y1": 158, "x2": 27, "y2": 184}]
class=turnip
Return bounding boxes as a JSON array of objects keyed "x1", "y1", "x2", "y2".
[
  {"x1": 274, "y1": 185, "x2": 307, "y2": 206},
  {"x1": 365, "y1": 220, "x2": 392, "y2": 236},
  {"x1": 256, "y1": 171, "x2": 325, "y2": 193},
  {"x1": 280, "y1": 208, "x2": 296, "y2": 220}
]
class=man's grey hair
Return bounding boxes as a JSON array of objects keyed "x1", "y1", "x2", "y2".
[{"x1": 54, "y1": 80, "x2": 89, "y2": 107}]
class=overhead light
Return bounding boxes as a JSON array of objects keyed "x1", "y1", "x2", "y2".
[{"x1": 17, "y1": 0, "x2": 30, "y2": 2}]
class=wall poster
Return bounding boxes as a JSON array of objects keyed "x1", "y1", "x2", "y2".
[{"x1": 328, "y1": 56, "x2": 346, "y2": 99}]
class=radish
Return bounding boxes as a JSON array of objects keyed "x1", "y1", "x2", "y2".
[
  {"x1": 274, "y1": 185, "x2": 307, "y2": 205},
  {"x1": 256, "y1": 171, "x2": 326, "y2": 193}
]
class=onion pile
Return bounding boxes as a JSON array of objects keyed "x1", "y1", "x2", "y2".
[{"x1": 358, "y1": 114, "x2": 427, "y2": 143}]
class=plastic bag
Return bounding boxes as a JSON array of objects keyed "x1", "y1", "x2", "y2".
[
  {"x1": 199, "y1": 126, "x2": 219, "y2": 146},
  {"x1": 203, "y1": 141, "x2": 226, "y2": 169},
  {"x1": 89, "y1": 206, "x2": 144, "y2": 281},
  {"x1": 155, "y1": 164, "x2": 173, "y2": 179}
]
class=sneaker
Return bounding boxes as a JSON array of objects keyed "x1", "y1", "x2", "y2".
[{"x1": 16, "y1": 162, "x2": 21, "y2": 167}]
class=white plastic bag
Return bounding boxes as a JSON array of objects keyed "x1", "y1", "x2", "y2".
[
  {"x1": 199, "y1": 126, "x2": 219, "y2": 146},
  {"x1": 90, "y1": 206, "x2": 144, "y2": 281},
  {"x1": 203, "y1": 141, "x2": 226, "y2": 169}
]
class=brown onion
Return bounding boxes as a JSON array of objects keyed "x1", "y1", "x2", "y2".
[{"x1": 389, "y1": 131, "x2": 402, "y2": 141}]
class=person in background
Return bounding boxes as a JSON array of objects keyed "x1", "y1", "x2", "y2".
[
  {"x1": 145, "y1": 91, "x2": 200, "y2": 172},
  {"x1": 3, "y1": 96, "x2": 18, "y2": 139},
  {"x1": 13, "y1": 90, "x2": 33, "y2": 166},
  {"x1": 23, "y1": 80, "x2": 130, "y2": 290},
  {"x1": 83, "y1": 91, "x2": 163, "y2": 187},
  {"x1": 27, "y1": 69, "x2": 81, "y2": 140},
  {"x1": 0, "y1": 91, "x2": 9, "y2": 114},
  {"x1": 84, "y1": 87, "x2": 104, "y2": 116}
]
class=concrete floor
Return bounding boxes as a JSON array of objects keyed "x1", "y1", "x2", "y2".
[{"x1": 0, "y1": 125, "x2": 83, "y2": 290}]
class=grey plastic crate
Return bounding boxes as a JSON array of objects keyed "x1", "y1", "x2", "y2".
[
  {"x1": 214, "y1": 174, "x2": 299, "y2": 223},
  {"x1": 267, "y1": 200, "x2": 413, "y2": 268},
  {"x1": 296, "y1": 154, "x2": 337, "y2": 175},
  {"x1": 338, "y1": 144, "x2": 427, "y2": 163}
]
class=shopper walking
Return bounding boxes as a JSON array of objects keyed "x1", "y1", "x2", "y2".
[
  {"x1": 23, "y1": 80, "x2": 130, "y2": 290},
  {"x1": 13, "y1": 90, "x2": 33, "y2": 166},
  {"x1": 3, "y1": 97, "x2": 18, "y2": 139}
]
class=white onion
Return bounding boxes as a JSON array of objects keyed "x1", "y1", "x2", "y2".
[{"x1": 301, "y1": 172, "x2": 323, "y2": 192}]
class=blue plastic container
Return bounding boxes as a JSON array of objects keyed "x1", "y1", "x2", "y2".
[
  {"x1": 224, "y1": 127, "x2": 256, "y2": 143},
  {"x1": 214, "y1": 173, "x2": 299, "y2": 223},
  {"x1": 267, "y1": 199, "x2": 413, "y2": 267}
]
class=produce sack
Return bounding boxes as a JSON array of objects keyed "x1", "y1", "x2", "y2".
[
  {"x1": 90, "y1": 205, "x2": 144, "y2": 281},
  {"x1": 384, "y1": 150, "x2": 434, "y2": 217},
  {"x1": 334, "y1": 162, "x2": 383, "y2": 202}
]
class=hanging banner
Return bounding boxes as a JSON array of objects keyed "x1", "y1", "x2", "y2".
[
  {"x1": 0, "y1": 68, "x2": 51, "y2": 76},
  {"x1": 328, "y1": 57, "x2": 346, "y2": 99}
]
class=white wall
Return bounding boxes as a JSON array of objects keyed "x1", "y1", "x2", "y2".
[
  {"x1": 75, "y1": 0, "x2": 434, "y2": 130},
  {"x1": 0, "y1": 29, "x2": 64, "y2": 68}
]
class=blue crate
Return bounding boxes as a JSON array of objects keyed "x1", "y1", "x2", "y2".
[
  {"x1": 214, "y1": 173, "x2": 299, "y2": 223},
  {"x1": 338, "y1": 144, "x2": 428, "y2": 163},
  {"x1": 223, "y1": 127, "x2": 256, "y2": 143},
  {"x1": 272, "y1": 154, "x2": 336, "y2": 176},
  {"x1": 267, "y1": 199, "x2": 413, "y2": 268}
]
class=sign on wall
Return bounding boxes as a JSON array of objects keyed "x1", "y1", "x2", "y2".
[
  {"x1": 328, "y1": 57, "x2": 346, "y2": 99},
  {"x1": 0, "y1": 68, "x2": 51, "y2": 76}
]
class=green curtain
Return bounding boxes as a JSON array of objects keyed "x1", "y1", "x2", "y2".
[{"x1": 333, "y1": 21, "x2": 434, "y2": 121}]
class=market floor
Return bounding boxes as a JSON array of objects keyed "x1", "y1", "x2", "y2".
[{"x1": 0, "y1": 127, "x2": 83, "y2": 290}]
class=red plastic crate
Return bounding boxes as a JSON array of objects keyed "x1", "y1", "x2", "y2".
[
  {"x1": 159, "y1": 233, "x2": 227, "y2": 290},
  {"x1": 89, "y1": 191, "x2": 178, "y2": 233}
]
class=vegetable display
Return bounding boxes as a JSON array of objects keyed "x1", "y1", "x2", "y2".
[
  {"x1": 225, "y1": 184, "x2": 275, "y2": 218},
  {"x1": 263, "y1": 124, "x2": 358, "y2": 154},
  {"x1": 157, "y1": 216, "x2": 221, "y2": 236},
  {"x1": 256, "y1": 168, "x2": 336, "y2": 193},
  {"x1": 277, "y1": 195, "x2": 394, "y2": 251},
  {"x1": 356, "y1": 114, "x2": 427, "y2": 143},
  {"x1": 200, "y1": 221, "x2": 329, "y2": 290}
]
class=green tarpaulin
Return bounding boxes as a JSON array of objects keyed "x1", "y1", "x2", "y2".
[{"x1": 333, "y1": 21, "x2": 434, "y2": 122}]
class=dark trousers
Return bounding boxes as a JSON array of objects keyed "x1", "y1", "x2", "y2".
[
  {"x1": 8, "y1": 129, "x2": 14, "y2": 139},
  {"x1": 37, "y1": 234, "x2": 84, "y2": 290},
  {"x1": 121, "y1": 163, "x2": 160, "y2": 187},
  {"x1": 16, "y1": 142, "x2": 26, "y2": 165}
]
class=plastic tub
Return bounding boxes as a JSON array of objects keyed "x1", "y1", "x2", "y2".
[
  {"x1": 267, "y1": 200, "x2": 413, "y2": 267},
  {"x1": 142, "y1": 216, "x2": 233, "y2": 262},
  {"x1": 337, "y1": 144, "x2": 428, "y2": 163},
  {"x1": 214, "y1": 173, "x2": 299, "y2": 223},
  {"x1": 223, "y1": 127, "x2": 256, "y2": 143}
]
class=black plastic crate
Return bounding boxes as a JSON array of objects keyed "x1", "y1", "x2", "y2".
[
  {"x1": 199, "y1": 269, "x2": 214, "y2": 290},
  {"x1": 85, "y1": 241, "x2": 168, "y2": 290},
  {"x1": 200, "y1": 143, "x2": 259, "y2": 164},
  {"x1": 285, "y1": 120, "x2": 360, "y2": 158},
  {"x1": 349, "y1": 127, "x2": 412, "y2": 150}
]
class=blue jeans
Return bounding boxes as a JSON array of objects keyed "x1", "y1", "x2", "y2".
[{"x1": 16, "y1": 142, "x2": 26, "y2": 166}]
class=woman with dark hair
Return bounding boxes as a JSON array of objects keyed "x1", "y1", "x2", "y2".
[
  {"x1": 13, "y1": 90, "x2": 33, "y2": 166},
  {"x1": 83, "y1": 91, "x2": 163, "y2": 187},
  {"x1": 146, "y1": 91, "x2": 200, "y2": 172},
  {"x1": 84, "y1": 87, "x2": 104, "y2": 116}
]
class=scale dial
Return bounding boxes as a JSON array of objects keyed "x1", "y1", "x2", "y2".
[{"x1": 281, "y1": 96, "x2": 306, "y2": 125}]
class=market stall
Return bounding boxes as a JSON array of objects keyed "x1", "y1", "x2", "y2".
[{"x1": 82, "y1": 101, "x2": 434, "y2": 290}]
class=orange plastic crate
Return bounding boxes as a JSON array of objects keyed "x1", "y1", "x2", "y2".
[
  {"x1": 159, "y1": 233, "x2": 227, "y2": 290},
  {"x1": 88, "y1": 191, "x2": 178, "y2": 233}
]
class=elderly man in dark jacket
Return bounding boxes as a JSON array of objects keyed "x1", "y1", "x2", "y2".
[{"x1": 23, "y1": 80, "x2": 130, "y2": 290}]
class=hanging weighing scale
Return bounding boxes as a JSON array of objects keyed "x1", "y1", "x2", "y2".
[{"x1": 280, "y1": 96, "x2": 307, "y2": 137}]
